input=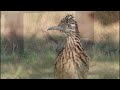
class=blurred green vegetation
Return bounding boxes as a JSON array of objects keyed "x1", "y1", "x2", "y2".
[{"x1": 1, "y1": 33, "x2": 119, "y2": 79}]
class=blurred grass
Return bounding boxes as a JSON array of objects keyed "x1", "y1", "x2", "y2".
[
  {"x1": 1, "y1": 39, "x2": 56, "y2": 79},
  {"x1": 1, "y1": 34, "x2": 119, "y2": 79}
]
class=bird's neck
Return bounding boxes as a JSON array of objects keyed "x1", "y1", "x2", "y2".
[
  {"x1": 62, "y1": 30, "x2": 88, "y2": 65},
  {"x1": 65, "y1": 31, "x2": 82, "y2": 51}
]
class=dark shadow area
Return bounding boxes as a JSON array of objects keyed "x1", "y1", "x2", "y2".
[{"x1": 93, "y1": 11, "x2": 119, "y2": 26}]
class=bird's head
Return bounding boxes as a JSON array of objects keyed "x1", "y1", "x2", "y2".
[{"x1": 48, "y1": 14, "x2": 78, "y2": 35}]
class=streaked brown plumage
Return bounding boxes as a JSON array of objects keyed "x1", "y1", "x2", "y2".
[{"x1": 48, "y1": 14, "x2": 89, "y2": 79}]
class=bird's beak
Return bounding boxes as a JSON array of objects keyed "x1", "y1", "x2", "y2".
[{"x1": 48, "y1": 26, "x2": 64, "y2": 31}]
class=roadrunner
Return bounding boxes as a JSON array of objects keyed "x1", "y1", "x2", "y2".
[{"x1": 48, "y1": 14, "x2": 89, "y2": 79}]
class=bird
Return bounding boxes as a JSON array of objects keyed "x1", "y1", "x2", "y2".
[{"x1": 48, "y1": 14, "x2": 89, "y2": 79}]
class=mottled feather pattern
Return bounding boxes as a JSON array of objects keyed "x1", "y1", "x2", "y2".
[{"x1": 48, "y1": 14, "x2": 89, "y2": 79}]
